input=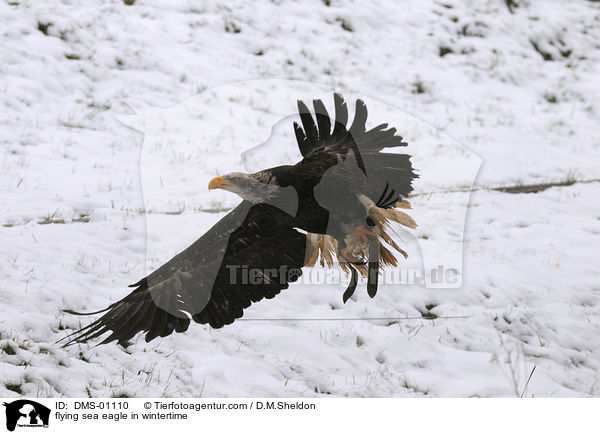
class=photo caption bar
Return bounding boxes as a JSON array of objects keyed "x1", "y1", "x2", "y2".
[{"x1": 1, "y1": 398, "x2": 594, "y2": 433}]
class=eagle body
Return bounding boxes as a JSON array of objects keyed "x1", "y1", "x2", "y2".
[{"x1": 61, "y1": 94, "x2": 418, "y2": 346}]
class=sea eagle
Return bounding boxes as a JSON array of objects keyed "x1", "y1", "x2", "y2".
[{"x1": 61, "y1": 94, "x2": 418, "y2": 346}]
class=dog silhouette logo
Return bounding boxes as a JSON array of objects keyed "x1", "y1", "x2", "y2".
[{"x1": 3, "y1": 400, "x2": 50, "y2": 431}]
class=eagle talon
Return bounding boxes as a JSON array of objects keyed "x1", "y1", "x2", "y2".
[
  {"x1": 355, "y1": 225, "x2": 377, "y2": 244},
  {"x1": 339, "y1": 247, "x2": 360, "y2": 264}
]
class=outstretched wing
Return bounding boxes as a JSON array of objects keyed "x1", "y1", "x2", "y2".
[
  {"x1": 60, "y1": 202, "x2": 306, "y2": 346},
  {"x1": 293, "y1": 93, "x2": 418, "y2": 206}
]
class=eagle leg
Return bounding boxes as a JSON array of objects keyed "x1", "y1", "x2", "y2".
[
  {"x1": 367, "y1": 236, "x2": 380, "y2": 298},
  {"x1": 338, "y1": 248, "x2": 364, "y2": 303}
]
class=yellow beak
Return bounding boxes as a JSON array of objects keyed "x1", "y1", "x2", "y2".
[{"x1": 208, "y1": 176, "x2": 234, "y2": 191}]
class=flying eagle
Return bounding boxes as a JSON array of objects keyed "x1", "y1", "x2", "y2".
[{"x1": 61, "y1": 94, "x2": 418, "y2": 346}]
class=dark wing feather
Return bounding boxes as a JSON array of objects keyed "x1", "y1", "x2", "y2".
[
  {"x1": 349, "y1": 99, "x2": 367, "y2": 136},
  {"x1": 332, "y1": 93, "x2": 348, "y2": 137},
  {"x1": 312, "y1": 99, "x2": 331, "y2": 142},
  {"x1": 292, "y1": 93, "x2": 418, "y2": 204},
  {"x1": 293, "y1": 122, "x2": 308, "y2": 156},
  {"x1": 297, "y1": 100, "x2": 318, "y2": 146},
  {"x1": 60, "y1": 202, "x2": 306, "y2": 346}
]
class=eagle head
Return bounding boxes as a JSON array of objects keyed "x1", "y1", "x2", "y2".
[{"x1": 208, "y1": 171, "x2": 277, "y2": 203}]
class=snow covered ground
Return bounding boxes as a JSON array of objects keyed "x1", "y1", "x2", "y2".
[{"x1": 1, "y1": 0, "x2": 599, "y2": 397}]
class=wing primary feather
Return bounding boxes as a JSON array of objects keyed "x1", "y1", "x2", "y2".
[
  {"x1": 128, "y1": 277, "x2": 146, "y2": 288},
  {"x1": 67, "y1": 324, "x2": 106, "y2": 346},
  {"x1": 332, "y1": 93, "x2": 348, "y2": 136},
  {"x1": 75, "y1": 297, "x2": 148, "y2": 346},
  {"x1": 312, "y1": 99, "x2": 331, "y2": 141},
  {"x1": 62, "y1": 306, "x2": 113, "y2": 316},
  {"x1": 349, "y1": 99, "x2": 368, "y2": 135},
  {"x1": 145, "y1": 293, "x2": 170, "y2": 342},
  {"x1": 109, "y1": 301, "x2": 154, "y2": 344},
  {"x1": 175, "y1": 319, "x2": 190, "y2": 333},
  {"x1": 92, "y1": 302, "x2": 148, "y2": 344},
  {"x1": 293, "y1": 121, "x2": 309, "y2": 156},
  {"x1": 161, "y1": 318, "x2": 177, "y2": 338},
  {"x1": 297, "y1": 100, "x2": 318, "y2": 146},
  {"x1": 57, "y1": 319, "x2": 103, "y2": 346},
  {"x1": 145, "y1": 309, "x2": 167, "y2": 342},
  {"x1": 79, "y1": 323, "x2": 120, "y2": 345}
]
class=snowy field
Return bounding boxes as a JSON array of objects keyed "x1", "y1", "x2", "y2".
[{"x1": 1, "y1": 0, "x2": 599, "y2": 398}]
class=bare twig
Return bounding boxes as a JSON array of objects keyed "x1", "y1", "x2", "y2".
[{"x1": 520, "y1": 365, "x2": 537, "y2": 398}]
